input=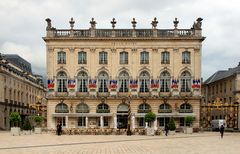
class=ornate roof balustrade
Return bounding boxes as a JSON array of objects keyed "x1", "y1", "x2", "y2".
[{"x1": 51, "y1": 28, "x2": 196, "y2": 38}]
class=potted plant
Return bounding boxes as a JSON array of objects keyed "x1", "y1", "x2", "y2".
[
  {"x1": 144, "y1": 112, "x2": 156, "y2": 136},
  {"x1": 168, "y1": 117, "x2": 176, "y2": 135},
  {"x1": 10, "y1": 112, "x2": 21, "y2": 136},
  {"x1": 185, "y1": 116, "x2": 195, "y2": 134},
  {"x1": 22, "y1": 117, "x2": 32, "y2": 135},
  {"x1": 34, "y1": 115, "x2": 44, "y2": 134}
]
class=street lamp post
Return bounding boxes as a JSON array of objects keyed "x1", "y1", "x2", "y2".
[{"x1": 127, "y1": 96, "x2": 132, "y2": 136}]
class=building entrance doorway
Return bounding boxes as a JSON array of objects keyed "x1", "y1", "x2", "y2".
[
  {"x1": 117, "y1": 115, "x2": 128, "y2": 129},
  {"x1": 117, "y1": 103, "x2": 129, "y2": 129}
]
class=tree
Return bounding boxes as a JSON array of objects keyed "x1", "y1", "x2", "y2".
[
  {"x1": 10, "y1": 112, "x2": 21, "y2": 127},
  {"x1": 185, "y1": 116, "x2": 195, "y2": 127},
  {"x1": 144, "y1": 112, "x2": 156, "y2": 127},
  {"x1": 144, "y1": 112, "x2": 156, "y2": 123},
  {"x1": 168, "y1": 117, "x2": 176, "y2": 131},
  {"x1": 34, "y1": 115, "x2": 44, "y2": 127}
]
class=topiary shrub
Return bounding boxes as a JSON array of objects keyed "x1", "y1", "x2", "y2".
[
  {"x1": 185, "y1": 116, "x2": 195, "y2": 127},
  {"x1": 34, "y1": 115, "x2": 44, "y2": 127},
  {"x1": 168, "y1": 117, "x2": 176, "y2": 131},
  {"x1": 144, "y1": 112, "x2": 156, "y2": 123},
  {"x1": 10, "y1": 112, "x2": 21, "y2": 127},
  {"x1": 22, "y1": 117, "x2": 32, "y2": 130}
]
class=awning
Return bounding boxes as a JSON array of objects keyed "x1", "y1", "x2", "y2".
[{"x1": 134, "y1": 113, "x2": 197, "y2": 118}]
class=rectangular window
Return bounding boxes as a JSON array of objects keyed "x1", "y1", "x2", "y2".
[
  {"x1": 99, "y1": 52, "x2": 108, "y2": 64},
  {"x1": 159, "y1": 118, "x2": 170, "y2": 127},
  {"x1": 120, "y1": 52, "x2": 128, "y2": 64},
  {"x1": 104, "y1": 117, "x2": 108, "y2": 127},
  {"x1": 78, "y1": 117, "x2": 86, "y2": 127},
  {"x1": 78, "y1": 52, "x2": 87, "y2": 64},
  {"x1": 139, "y1": 118, "x2": 145, "y2": 127},
  {"x1": 161, "y1": 52, "x2": 170, "y2": 64},
  {"x1": 182, "y1": 51, "x2": 191, "y2": 64},
  {"x1": 229, "y1": 97, "x2": 232, "y2": 103},
  {"x1": 56, "y1": 117, "x2": 66, "y2": 127},
  {"x1": 140, "y1": 52, "x2": 149, "y2": 64},
  {"x1": 180, "y1": 117, "x2": 185, "y2": 127},
  {"x1": 57, "y1": 52, "x2": 66, "y2": 64}
]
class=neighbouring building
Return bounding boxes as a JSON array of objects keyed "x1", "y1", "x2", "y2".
[
  {"x1": 201, "y1": 62, "x2": 240, "y2": 130},
  {"x1": 0, "y1": 53, "x2": 46, "y2": 130},
  {"x1": 43, "y1": 17, "x2": 205, "y2": 131}
]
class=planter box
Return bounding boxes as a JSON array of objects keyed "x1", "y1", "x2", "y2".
[
  {"x1": 146, "y1": 127, "x2": 155, "y2": 136},
  {"x1": 185, "y1": 127, "x2": 193, "y2": 134},
  {"x1": 35, "y1": 127, "x2": 42, "y2": 134},
  {"x1": 22, "y1": 130, "x2": 31, "y2": 135},
  {"x1": 169, "y1": 130, "x2": 175, "y2": 135},
  {"x1": 11, "y1": 127, "x2": 20, "y2": 136}
]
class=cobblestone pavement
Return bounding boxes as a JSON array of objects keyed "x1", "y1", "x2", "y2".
[{"x1": 0, "y1": 131, "x2": 239, "y2": 154}]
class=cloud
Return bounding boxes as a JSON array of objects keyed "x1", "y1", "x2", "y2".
[{"x1": 0, "y1": 42, "x2": 46, "y2": 75}]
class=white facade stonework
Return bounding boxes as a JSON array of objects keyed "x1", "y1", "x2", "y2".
[{"x1": 43, "y1": 17, "x2": 205, "y2": 131}]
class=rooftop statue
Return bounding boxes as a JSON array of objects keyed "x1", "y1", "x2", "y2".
[{"x1": 193, "y1": 17, "x2": 203, "y2": 30}]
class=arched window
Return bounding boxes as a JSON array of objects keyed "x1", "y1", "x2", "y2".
[
  {"x1": 97, "y1": 103, "x2": 110, "y2": 113},
  {"x1": 78, "y1": 51, "x2": 87, "y2": 64},
  {"x1": 179, "y1": 103, "x2": 193, "y2": 113},
  {"x1": 77, "y1": 71, "x2": 88, "y2": 92},
  {"x1": 98, "y1": 72, "x2": 108, "y2": 92},
  {"x1": 160, "y1": 71, "x2": 170, "y2": 92},
  {"x1": 159, "y1": 103, "x2": 172, "y2": 113},
  {"x1": 117, "y1": 103, "x2": 129, "y2": 113},
  {"x1": 138, "y1": 103, "x2": 151, "y2": 113},
  {"x1": 119, "y1": 71, "x2": 129, "y2": 92},
  {"x1": 57, "y1": 71, "x2": 67, "y2": 92},
  {"x1": 55, "y1": 102, "x2": 69, "y2": 113},
  {"x1": 140, "y1": 51, "x2": 149, "y2": 64},
  {"x1": 180, "y1": 71, "x2": 191, "y2": 92},
  {"x1": 139, "y1": 71, "x2": 150, "y2": 92},
  {"x1": 120, "y1": 51, "x2": 128, "y2": 64},
  {"x1": 58, "y1": 51, "x2": 66, "y2": 64},
  {"x1": 99, "y1": 51, "x2": 108, "y2": 64},
  {"x1": 182, "y1": 51, "x2": 191, "y2": 64},
  {"x1": 76, "y1": 103, "x2": 89, "y2": 113}
]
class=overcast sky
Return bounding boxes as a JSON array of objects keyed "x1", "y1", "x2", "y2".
[{"x1": 0, "y1": 0, "x2": 240, "y2": 80}]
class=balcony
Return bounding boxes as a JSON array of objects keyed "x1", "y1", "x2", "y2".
[
  {"x1": 158, "y1": 109, "x2": 172, "y2": 113},
  {"x1": 56, "y1": 92, "x2": 68, "y2": 97},
  {"x1": 138, "y1": 92, "x2": 150, "y2": 97},
  {"x1": 96, "y1": 109, "x2": 110, "y2": 113},
  {"x1": 159, "y1": 92, "x2": 171, "y2": 97},
  {"x1": 118, "y1": 92, "x2": 129, "y2": 97},
  {"x1": 97, "y1": 92, "x2": 109, "y2": 97},
  {"x1": 179, "y1": 109, "x2": 193, "y2": 113},
  {"x1": 138, "y1": 109, "x2": 151, "y2": 113},
  {"x1": 180, "y1": 92, "x2": 192, "y2": 97},
  {"x1": 76, "y1": 92, "x2": 89, "y2": 97}
]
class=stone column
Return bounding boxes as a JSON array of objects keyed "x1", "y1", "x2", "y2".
[
  {"x1": 154, "y1": 119, "x2": 157, "y2": 131},
  {"x1": 65, "y1": 116, "x2": 68, "y2": 128},
  {"x1": 131, "y1": 114, "x2": 135, "y2": 129},
  {"x1": 100, "y1": 116, "x2": 104, "y2": 128},
  {"x1": 85, "y1": 117, "x2": 88, "y2": 128},
  {"x1": 114, "y1": 114, "x2": 117, "y2": 129}
]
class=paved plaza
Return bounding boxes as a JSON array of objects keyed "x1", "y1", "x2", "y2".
[{"x1": 0, "y1": 131, "x2": 240, "y2": 154}]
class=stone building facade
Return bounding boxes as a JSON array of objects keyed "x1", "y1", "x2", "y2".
[
  {"x1": 43, "y1": 17, "x2": 205, "y2": 130},
  {"x1": 201, "y1": 63, "x2": 240, "y2": 130},
  {"x1": 0, "y1": 54, "x2": 46, "y2": 130}
]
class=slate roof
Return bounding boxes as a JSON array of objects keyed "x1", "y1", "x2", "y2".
[{"x1": 204, "y1": 63, "x2": 240, "y2": 84}]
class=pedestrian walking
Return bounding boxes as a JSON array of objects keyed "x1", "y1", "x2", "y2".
[
  {"x1": 56, "y1": 123, "x2": 62, "y2": 136},
  {"x1": 165, "y1": 124, "x2": 169, "y2": 136},
  {"x1": 220, "y1": 124, "x2": 224, "y2": 138}
]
